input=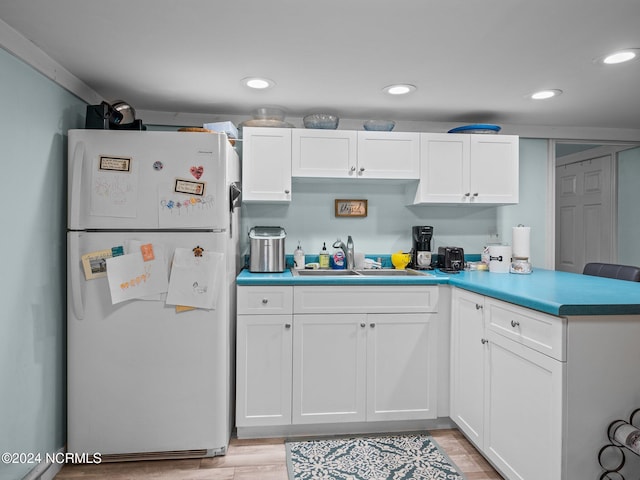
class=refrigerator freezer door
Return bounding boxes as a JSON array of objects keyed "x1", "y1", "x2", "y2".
[
  {"x1": 67, "y1": 231, "x2": 233, "y2": 456},
  {"x1": 68, "y1": 130, "x2": 231, "y2": 230}
]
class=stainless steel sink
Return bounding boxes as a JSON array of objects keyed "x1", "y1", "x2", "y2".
[
  {"x1": 292, "y1": 269, "x2": 361, "y2": 276},
  {"x1": 356, "y1": 269, "x2": 432, "y2": 276},
  {"x1": 291, "y1": 268, "x2": 433, "y2": 277}
]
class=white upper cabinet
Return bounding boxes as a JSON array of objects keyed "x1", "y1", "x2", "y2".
[
  {"x1": 292, "y1": 129, "x2": 357, "y2": 178},
  {"x1": 291, "y1": 130, "x2": 419, "y2": 179},
  {"x1": 413, "y1": 133, "x2": 519, "y2": 204},
  {"x1": 241, "y1": 127, "x2": 518, "y2": 205},
  {"x1": 356, "y1": 131, "x2": 420, "y2": 179},
  {"x1": 242, "y1": 127, "x2": 292, "y2": 203}
]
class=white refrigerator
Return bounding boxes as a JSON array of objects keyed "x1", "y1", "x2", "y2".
[{"x1": 66, "y1": 129, "x2": 241, "y2": 459}]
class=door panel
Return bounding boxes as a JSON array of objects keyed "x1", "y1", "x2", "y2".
[
  {"x1": 292, "y1": 314, "x2": 366, "y2": 424},
  {"x1": 555, "y1": 155, "x2": 612, "y2": 273},
  {"x1": 366, "y1": 313, "x2": 437, "y2": 421}
]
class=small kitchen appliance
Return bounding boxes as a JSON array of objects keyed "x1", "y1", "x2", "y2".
[
  {"x1": 411, "y1": 225, "x2": 433, "y2": 269},
  {"x1": 438, "y1": 246, "x2": 465, "y2": 272},
  {"x1": 249, "y1": 226, "x2": 286, "y2": 272}
]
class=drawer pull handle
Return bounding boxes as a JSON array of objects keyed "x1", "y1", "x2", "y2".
[
  {"x1": 475, "y1": 304, "x2": 483, "y2": 310},
  {"x1": 285, "y1": 323, "x2": 291, "y2": 329},
  {"x1": 481, "y1": 338, "x2": 489, "y2": 344},
  {"x1": 360, "y1": 323, "x2": 366, "y2": 328},
  {"x1": 261, "y1": 298, "x2": 268, "y2": 304},
  {"x1": 511, "y1": 320, "x2": 520, "y2": 328}
]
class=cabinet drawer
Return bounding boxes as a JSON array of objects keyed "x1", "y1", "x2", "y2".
[
  {"x1": 485, "y1": 298, "x2": 566, "y2": 361},
  {"x1": 237, "y1": 286, "x2": 293, "y2": 315},
  {"x1": 294, "y1": 285, "x2": 438, "y2": 314}
]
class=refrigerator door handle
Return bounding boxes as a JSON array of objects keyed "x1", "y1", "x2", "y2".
[
  {"x1": 68, "y1": 233, "x2": 85, "y2": 320},
  {"x1": 69, "y1": 141, "x2": 85, "y2": 228}
]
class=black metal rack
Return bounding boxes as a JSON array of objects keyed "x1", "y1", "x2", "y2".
[{"x1": 599, "y1": 408, "x2": 640, "y2": 479}]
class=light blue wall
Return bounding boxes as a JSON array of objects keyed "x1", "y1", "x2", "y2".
[
  {"x1": 498, "y1": 138, "x2": 549, "y2": 268},
  {"x1": 618, "y1": 146, "x2": 640, "y2": 266},
  {"x1": 241, "y1": 139, "x2": 549, "y2": 261},
  {"x1": 0, "y1": 48, "x2": 86, "y2": 480}
]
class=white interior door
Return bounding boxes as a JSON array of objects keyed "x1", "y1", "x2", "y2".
[{"x1": 555, "y1": 154, "x2": 613, "y2": 273}]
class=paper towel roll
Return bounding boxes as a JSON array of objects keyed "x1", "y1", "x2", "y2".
[{"x1": 512, "y1": 226, "x2": 531, "y2": 259}]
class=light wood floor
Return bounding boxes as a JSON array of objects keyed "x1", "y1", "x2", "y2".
[{"x1": 55, "y1": 429, "x2": 503, "y2": 479}]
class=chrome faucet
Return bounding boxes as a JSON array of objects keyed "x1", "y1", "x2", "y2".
[
  {"x1": 346, "y1": 235, "x2": 354, "y2": 270},
  {"x1": 332, "y1": 236, "x2": 355, "y2": 270}
]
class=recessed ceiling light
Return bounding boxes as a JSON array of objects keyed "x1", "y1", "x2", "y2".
[
  {"x1": 383, "y1": 84, "x2": 417, "y2": 95},
  {"x1": 242, "y1": 77, "x2": 275, "y2": 89},
  {"x1": 602, "y1": 49, "x2": 639, "y2": 64},
  {"x1": 530, "y1": 89, "x2": 563, "y2": 100}
]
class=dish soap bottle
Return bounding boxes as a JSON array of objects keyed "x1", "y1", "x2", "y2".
[
  {"x1": 294, "y1": 242, "x2": 305, "y2": 270},
  {"x1": 331, "y1": 238, "x2": 346, "y2": 270},
  {"x1": 319, "y1": 242, "x2": 330, "y2": 269}
]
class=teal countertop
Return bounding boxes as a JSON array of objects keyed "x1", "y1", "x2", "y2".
[{"x1": 237, "y1": 268, "x2": 640, "y2": 317}]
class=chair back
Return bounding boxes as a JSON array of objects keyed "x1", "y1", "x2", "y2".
[{"x1": 583, "y1": 262, "x2": 640, "y2": 282}]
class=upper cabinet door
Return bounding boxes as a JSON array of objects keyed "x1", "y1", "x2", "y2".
[
  {"x1": 469, "y1": 135, "x2": 519, "y2": 204},
  {"x1": 292, "y1": 130, "x2": 357, "y2": 178},
  {"x1": 242, "y1": 127, "x2": 292, "y2": 203},
  {"x1": 415, "y1": 133, "x2": 470, "y2": 203},
  {"x1": 413, "y1": 133, "x2": 519, "y2": 205},
  {"x1": 357, "y1": 131, "x2": 420, "y2": 179}
]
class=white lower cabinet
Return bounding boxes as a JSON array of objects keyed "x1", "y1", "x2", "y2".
[
  {"x1": 366, "y1": 313, "x2": 437, "y2": 421},
  {"x1": 292, "y1": 311, "x2": 437, "y2": 425},
  {"x1": 451, "y1": 288, "x2": 564, "y2": 480},
  {"x1": 236, "y1": 314, "x2": 292, "y2": 427},
  {"x1": 236, "y1": 286, "x2": 293, "y2": 427},
  {"x1": 292, "y1": 313, "x2": 367, "y2": 424},
  {"x1": 237, "y1": 285, "x2": 439, "y2": 431},
  {"x1": 450, "y1": 290, "x2": 485, "y2": 446}
]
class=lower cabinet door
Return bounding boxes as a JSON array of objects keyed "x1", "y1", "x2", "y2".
[
  {"x1": 450, "y1": 289, "x2": 486, "y2": 448},
  {"x1": 236, "y1": 315, "x2": 293, "y2": 427},
  {"x1": 366, "y1": 313, "x2": 437, "y2": 421},
  {"x1": 484, "y1": 331, "x2": 564, "y2": 480},
  {"x1": 292, "y1": 314, "x2": 367, "y2": 424}
]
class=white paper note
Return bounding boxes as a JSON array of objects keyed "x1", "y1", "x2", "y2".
[
  {"x1": 90, "y1": 156, "x2": 139, "y2": 218},
  {"x1": 106, "y1": 249, "x2": 169, "y2": 304},
  {"x1": 165, "y1": 248, "x2": 223, "y2": 310}
]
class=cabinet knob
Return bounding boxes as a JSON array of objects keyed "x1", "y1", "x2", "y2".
[
  {"x1": 359, "y1": 167, "x2": 365, "y2": 172},
  {"x1": 475, "y1": 304, "x2": 483, "y2": 310},
  {"x1": 285, "y1": 323, "x2": 291, "y2": 329},
  {"x1": 510, "y1": 320, "x2": 520, "y2": 328},
  {"x1": 473, "y1": 192, "x2": 479, "y2": 197},
  {"x1": 481, "y1": 338, "x2": 489, "y2": 344},
  {"x1": 360, "y1": 322, "x2": 366, "y2": 328},
  {"x1": 370, "y1": 323, "x2": 376, "y2": 328},
  {"x1": 465, "y1": 192, "x2": 471, "y2": 197},
  {"x1": 261, "y1": 298, "x2": 268, "y2": 304},
  {"x1": 350, "y1": 166, "x2": 357, "y2": 172},
  {"x1": 284, "y1": 189, "x2": 290, "y2": 194}
]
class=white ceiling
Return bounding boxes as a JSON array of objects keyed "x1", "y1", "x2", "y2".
[{"x1": 1, "y1": 0, "x2": 640, "y2": 131}]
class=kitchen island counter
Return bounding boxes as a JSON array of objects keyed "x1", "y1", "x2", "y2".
[{"x1": 238, "y1": 267, "x2": 640, "y2": 316}]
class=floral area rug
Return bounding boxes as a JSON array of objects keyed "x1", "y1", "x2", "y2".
[{"x1": 285, "y1": 433, "x2": 466, "y2": 480}]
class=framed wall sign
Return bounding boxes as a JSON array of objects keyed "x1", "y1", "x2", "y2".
[{"x1": 335, "y1": 199, "x2": 368, "y2": 217}]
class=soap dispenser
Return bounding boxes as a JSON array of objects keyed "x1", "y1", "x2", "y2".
[
  {"x1": 319, "y1": 242, "x2": 330, "y2": 269},
  {"x1": 294, "y1": 242, "x2": 305, "y2": 270},
  {"x1": 331, "y1": 238, "x2": 346, "y2": 270}
]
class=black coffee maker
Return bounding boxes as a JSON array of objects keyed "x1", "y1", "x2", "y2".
[{"x1": 411, "y1": 225, "x2": 433, "y2": 269}]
